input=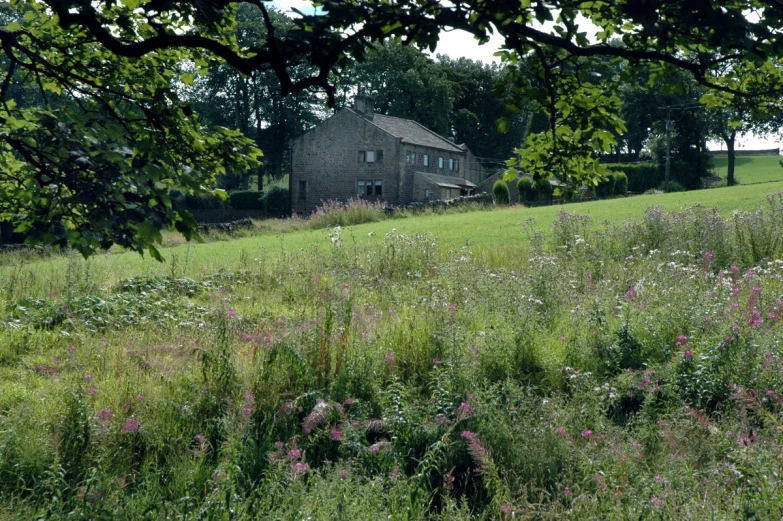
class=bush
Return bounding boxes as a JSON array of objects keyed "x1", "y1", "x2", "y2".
[
  {"x1": 612, "y1": 171, "x2": 628, "y2": 195},
  {"x1": 493, "y1": 180, "x2": 510, "y2": 205},
  {"x1": 595, "y1": 175, "x2": 616, "y2": 197},
  {"x1": 229, "y1": 190, "x2": 264, "y2": 210},
  {"x1": 659, "y1": 180, "x2": 686, "y2": 192},
  {"x1": 180, "y1": 192, "x2": 226, "y2": 210},
  {"x1": 605, "y1": 163, "x2": 662, "y2": 193},
  {"x1": 517, "y1": 177, "x2": 535, "y2": 203},
  {"x1": 534, "y1": 178, "x2": 553, "y2": 201},
  {"x1": 263, "y1": 186, "x2": 291, "y2": 217}
]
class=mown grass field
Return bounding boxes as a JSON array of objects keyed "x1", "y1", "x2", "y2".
[
  {"x1": 2, "y1": 186, "x2": 783, "y2": 519},
  {"x1": 712, "y1": 154, "x2": 783, "y2": 184}
]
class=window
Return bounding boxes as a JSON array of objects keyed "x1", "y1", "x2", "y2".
[
  {"x1": 455, "y1": 159, "x2": 460, "y2": 172},
  {"x1": 438, "y1": 157, "x2": 444, "y2": 169},
  {"x1": 376, "y1": 150, "x2": 383, "y2": 163},
  {"x1": 423, "y1": 154, "x2": 429, "y2": 167},
  {"x1": 448, "y1": 158, "x2": 454, "y2": 171},
  {"x1": 358, "y1": 151, "x2": 365, "y2": 163},
  {"x1": 366, "y1": 150, "x2": 375, "y2": 163},
  {"x1": 405, "y1": 151, "x2": 416, "y2": 164},
  {"x1": 425, "y1": 189, "x2": 434, "y2": 200},
  {"x1": 359, "y1": 179, "x2": 383, "y2": 196},
  {"x1": 298, "y1": 180, "x2": 306, "y2": 201}
]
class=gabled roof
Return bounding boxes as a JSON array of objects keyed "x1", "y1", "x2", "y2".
[
  {"x1": 345, "y1": 108, "x2": 464, "y2": 154},
  {"x1": 416, "y1": 172, "x2": 477, "y2": 189}
]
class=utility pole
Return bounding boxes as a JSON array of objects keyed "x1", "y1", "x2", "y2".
[
  {"x1": 665, "y1": 108, "x2": 672, "y2": 192},
  {"x1": 657, "y1": 103, "x2": 701, "y2": 192}
]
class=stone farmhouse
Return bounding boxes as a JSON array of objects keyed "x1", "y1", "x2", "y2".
[{"x1": 290, "y1": 90, "x2": 483, "y2": 214}]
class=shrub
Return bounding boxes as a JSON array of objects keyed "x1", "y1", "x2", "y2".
[
  {"x1": 229, "y1": 190, "x2": 264, "y2": 210},
  {"x1": 605, "y1": 163, "x2": 662, "y2": 193},
  {"x1": 263, "y1": 186, "x2": 291, "y2": 217},
  {"x1": 174, "y1": 192, "x2": 226, "y2": 210},
  {"x1": 659, "y1": 180, "x2": 686, "y2": 192},
  {"x1": 595, "y1": 174, "x2": 616, "y2": 197},
  {"x1": 612, "y1": 171, "x2": 628, "y2": 195},
  {"x1": 517, "y1": 177, "x2": 535, "y2": 203},
  {"x1": 493, "y1": 180, "x2": 510, "y2": 205},
  {"x1": 534, "y1": 178, "x2": 553, "y2": 201}
]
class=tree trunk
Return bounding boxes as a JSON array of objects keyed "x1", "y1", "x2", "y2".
[{"x1": 726, "y1": 131, "x2": 736, "y2": 186}]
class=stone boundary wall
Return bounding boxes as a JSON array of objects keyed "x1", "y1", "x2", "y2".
[{"x1": 707, "y1": 148, "x2": 779, "y2": 156}]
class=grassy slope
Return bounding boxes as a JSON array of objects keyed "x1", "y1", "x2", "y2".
[
  {"x1": 3, "y1": 181, "x2": 783, "y2": 298},
  {"x1": 712, "y1": 154, "x2": 783, "y2": 184}
]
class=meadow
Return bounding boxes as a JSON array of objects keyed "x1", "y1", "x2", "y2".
[
  {"x1": 712, "y1": 154, "x2": 783, "y2": 185},
  {"x1": 2, "y1": 187, "x2": 783, "y2": 518}
]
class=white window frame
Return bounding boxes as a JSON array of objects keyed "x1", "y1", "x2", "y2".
[
  {"x1": 438, "y1": 157, "x2": 444, "y2": 169},
  {"x1": 423, "y1": 154, "x2": 429, "y2": 167},
  {"x1": 366, "y1": 150, "x2": 375, "y2": 163}
]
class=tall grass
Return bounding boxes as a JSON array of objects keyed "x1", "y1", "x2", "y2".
[{"x1": 2, "y1": 195, "x2": 783, "y2": 518}]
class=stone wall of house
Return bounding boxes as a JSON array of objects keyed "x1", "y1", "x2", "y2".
[
  {"x1": 291, "y1": 110, "x2": 402, "y2": 214},
  {"x1": 291, "y1": 109, "x2": 471, "y2": 214},
  {"x1": 401, "y1": 145, "x2": 466, "y2": 202}
]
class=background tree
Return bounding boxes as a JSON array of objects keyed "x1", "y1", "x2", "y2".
[
  {"x1": 702, "y1": 60, "x2": 783, "y2": 186},
  {"x1": 4, "y1": 0, "x2": 783, "y2": 256},
  {"x1": 186, "y1": 5, "x2": 321, "y2": 190}
]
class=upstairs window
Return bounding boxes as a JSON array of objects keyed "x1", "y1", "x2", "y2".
[
  {"x1": 423, "y1": 154, "x2": 429, "y2": 167},
  {"x1": 359, "y1": 150, "x2": 381, "y2": 163},
  {"x1": 438, "y1": 157, "x2": 444, "y2": 169},
  {"x1": 298, "y1": 180, "x2": 306, "y2": 201},
  {"x1": 406, "y1": 151, "x2": 417, "y2": 164},
  {"x1": 448, "y1": 158, "x2": 454, "y2": 171},
  {"x1": 366, "y1": 150, "x2": 375, "y2": 163}
]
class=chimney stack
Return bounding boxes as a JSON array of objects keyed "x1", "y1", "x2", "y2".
[{"x1": 353, "y1": 87, "x2": 374, "y2": 120}]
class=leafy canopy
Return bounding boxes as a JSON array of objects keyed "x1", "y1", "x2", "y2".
[{"x1": 2, "y1": 0, "x2": 783, "y2": 255}]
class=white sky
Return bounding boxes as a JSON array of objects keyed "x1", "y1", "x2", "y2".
[{"x1": 271, "y1": 0, "x2": 781, "y2": 152}]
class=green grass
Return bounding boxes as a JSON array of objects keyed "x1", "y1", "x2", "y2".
[
  {"x1": 2, "y1": 181, "x2": 783, "y2": 297},
  {"x1": 712, "y1": 154, "x2": 783, "y2": 184},
  {"x1": 3, "y1": 185, "x2": 783, "y2": 518}
]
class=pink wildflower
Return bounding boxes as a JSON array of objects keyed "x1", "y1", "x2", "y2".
[
  {"x1": 338, "y1": 469, "x2": 349, "y2": 480},
  {"x1": 582, "y1": 429, "x2": 593, "y2": 439},
  {"x1": 767, "y1": 390, "x2": 775, "y2": 397},
  {"x1": 330, "y1": 428, "x2": 343, "y2": 441},
  {"x1": 433, "y1": 358, "x2": 441, "y2": 367},
  {"x1": 564, "y1": 486, "x2": 573, "y2": 497},
  {"x1": 385, "y1": 352, "x2": 395, "y2": 362},
  {"x1": 121, "y1": 418, "x2": 140, "y2": 434},
  {"x1": 650, "y1": 496, "x2": 664, "y2": 508},
  {"x1": 194, "y1": 433, "x2": 206, "y2": 445},
  {"x1": 500, "y1": 505, "x2": 514, "y2": 515},
  {"x1": 244, "y1": 393, "x2": 255, "y2": 404},
  {"x1": 749, "y1": 310, "x2": 762, "y2": 327},
  {"x1": 684, "y1": 349, "x2": 693, "y2": 360},
  {"x1": 457, "y1": 402, "x2": 473, "y2": 417},
  {"x1": 84, "y1": 374, "x2": 92, "y2": 382},
  {"x1": 461, "y1": 430, "x2": 477, "y2": 441},
  {"x1": 97, "y1": 408, "x2": 112, "y2": 422},
  {"x1": 293, "y1": 462, "x2": 310, "y2": 474},
  {"x1": 242, "y1": 407, "x2": 252, "y2": 417},
  {"x1": 626, "y1": 287, "x2": 636, "y2": 301},
  {"x1": 676, "y1": 334, "x2": 687, "y2": 346},
  {"x1": 88, "y1": 387, "x2": 98, "y2": 397},
  {"x1": 559, "y1": 336, "x2": 567, "y2": 342},
  {"x1": 287, "y1": 448, "x2": 302, "y2": 460},
  {"x1": 448, "y1": 304, "x2": 457, "y2": 313},
  {"x1": 556, "y1": 427, "x2": 566, "y2": 436}
]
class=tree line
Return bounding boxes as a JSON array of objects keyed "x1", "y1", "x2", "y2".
[{"x1": 2, "y1": 0, "x2": 783, "y2": 257}]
